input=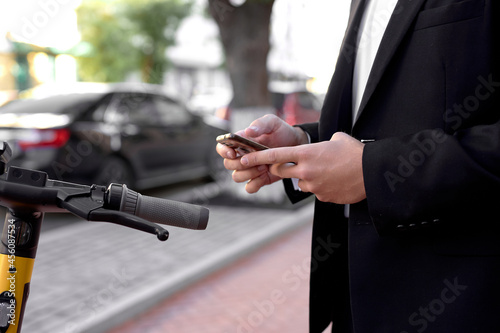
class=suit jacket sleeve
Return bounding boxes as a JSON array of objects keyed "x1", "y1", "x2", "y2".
[
  {"x1": 363, "y1": 117, "x2": 500, "y2": 234},
  {"x1": 357, "y1": 0, "x2": 500, "y2": 235}
]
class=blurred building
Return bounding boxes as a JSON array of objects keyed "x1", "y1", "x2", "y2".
[
  {"x1": 165, "y1": 0, "x2": 350, "y2": 105},
  {"x1": 0, "y1": 0, "x2": 349, "y2": 107},
  {"x1": 0, "y1": 38, "x2": 83, "y2": 105},
  {"x1": 0, "y1": 0, "x2": 82, "y2": 105},
  {"x1": 0, "y1": 41, "x2": 17, "y2": 105},
  {"x1": 165, "y1": 13, "x2": 231, "y2": 103}
]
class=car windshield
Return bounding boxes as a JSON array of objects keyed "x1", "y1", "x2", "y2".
[{"x1": 0, "y1": 93, "x2": 105, "y2": 115}]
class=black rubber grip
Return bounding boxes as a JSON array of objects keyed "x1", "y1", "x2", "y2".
[
  {"x1": 110, "y1": 184, "x2": 208, "y2": 230},
  {"x1": 134, "y1": 194, "x2": 209, "y2": 230}
]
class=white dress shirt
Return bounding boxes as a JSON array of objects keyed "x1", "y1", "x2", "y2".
[
  {"x1": 352, "y1": 0, "x2": 399, "y2": 120},
  {"x1": 347, "y1": 0, "x2": 398, "y2": 216}
]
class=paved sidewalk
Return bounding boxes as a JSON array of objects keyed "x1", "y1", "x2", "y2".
[
  {"x1": 20, "y1": 191, "x2": 314, "y2": 333},
  {"x1": 108, "y1": 221, "x2": 314, "y2": 333}
]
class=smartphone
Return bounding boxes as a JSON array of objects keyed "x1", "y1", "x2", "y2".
[{"x1": 216, "y1": 133, "x2": 269, "y2": 155}]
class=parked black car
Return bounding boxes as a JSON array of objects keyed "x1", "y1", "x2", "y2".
[{"x1": 0, "y1": 83, "x2": 227, "y2": 190}]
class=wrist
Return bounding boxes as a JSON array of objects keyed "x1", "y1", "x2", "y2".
[{"x1": 293, "y1": 126, "x2": 310, "y2": 146}]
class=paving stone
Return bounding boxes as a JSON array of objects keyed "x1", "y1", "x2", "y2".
[
  {"x1": 19, "y1": 203, "x2": 313, "y2": 333},
  {"x1": 108, "y1": 222, "x2": 313, "y2": 333}
]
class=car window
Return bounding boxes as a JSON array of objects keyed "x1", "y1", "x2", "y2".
[
  {"x1": 105, "y1": 93, "x2": 160, "y2": 125},
  {"x1": 90, "y1": 94, "x2": 113, "y2": 121},
  {"x1": 125, "y1": 95, "x2": 159, "y2": 125},
  {"x1": 153, "y1": 96, "x2": 191, "y2": 126}
]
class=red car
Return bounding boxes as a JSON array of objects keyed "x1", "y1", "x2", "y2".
[{"x1": 216, "y1": 90, "x2": 322, "y2": 126}]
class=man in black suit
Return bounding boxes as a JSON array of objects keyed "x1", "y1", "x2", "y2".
[{"x1": 217, "y1": 0, "x2": 500, "y2": 332}]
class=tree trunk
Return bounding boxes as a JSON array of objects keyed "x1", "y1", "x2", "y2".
[
  {"x1": 209, "y1": 0, "x2": 287, "y2": 205},
  {"x1": 208, "y1": 0, "x2": 274, "y2": 109}
]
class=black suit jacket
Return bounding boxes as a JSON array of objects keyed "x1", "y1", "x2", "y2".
[{"x1": 287, "y1": 0, "x2": 500, "y2": 332}]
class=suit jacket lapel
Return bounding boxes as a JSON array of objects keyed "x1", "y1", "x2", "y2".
[
  {"x1": 348, "y1": 0, "x2": 367, "y2": 31},
  {"x1": 354, "y1": 0, "x2": 426, "y2": 124}
]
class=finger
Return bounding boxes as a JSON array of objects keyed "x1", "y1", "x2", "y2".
[
  {"x1": 244, "y1": 172, "x2": 270, "y2": 194},
  {"x1": 232, "y1": 165, "x2": 268, "y2": 183},
  {"x1": 224, "y1": 157, "x2": 249, "y2": 171},
  {"x1": 244, "y1": 114, "x2": 281, "y2": 138},
  {"x1": 234, "y1": 129, "x2": 246, "y2": 136},
  {"x1": 216, "y1": 143, "x2": 237, "y2": 159},
  {"x1": 297, "y1": 178, "x2": 310, "y2": 193},
  {"x1": 241, "y1": 147, "x2": 299, "y2": 168},
  {"x1": 269, "y1": 162, "x2": 299, "y2": 180}
]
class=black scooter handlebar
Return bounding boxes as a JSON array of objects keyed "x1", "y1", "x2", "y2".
[
  {"x1": 0, "y1": 164, "x2": 209, "y2": 242},
  {"x1": 105, "y1": 183, "x2": 209, "y2": 230}
]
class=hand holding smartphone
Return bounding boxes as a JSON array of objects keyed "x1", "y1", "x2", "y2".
[{"x1": 216, "y1": 133, "x2": 269, "y2": 156}]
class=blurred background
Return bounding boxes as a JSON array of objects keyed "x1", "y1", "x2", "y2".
[
  {"x1": 0, "y1": 0, "x2": 350, "y2": 191},
  {"x1": 0, "y1": 0, "x2": 350, "y2": 332}
]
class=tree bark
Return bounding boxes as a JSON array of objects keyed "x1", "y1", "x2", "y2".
[{"x1": 208, "y1": 0, "x2": 275, "y2": 109}]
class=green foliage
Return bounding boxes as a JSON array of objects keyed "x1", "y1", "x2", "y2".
[{"x1": 77, "y1": 0, "x2": 192, "y2": 83}]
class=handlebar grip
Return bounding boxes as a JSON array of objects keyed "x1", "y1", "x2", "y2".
[
  {"x1": 106, "y1": 184, "x2": 209, "y2": 230},
  {"x1": 136, "y1": 194, "x2": 209, "y2": 230}
]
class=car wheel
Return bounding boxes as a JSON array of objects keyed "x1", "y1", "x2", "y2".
[{"x1": 95, "y1": 156, "x2": 135, "y2": 188}]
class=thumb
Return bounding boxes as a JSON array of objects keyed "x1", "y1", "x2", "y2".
[{"x1": 244, "y1": 114, "x2": 281, "y2": 138}]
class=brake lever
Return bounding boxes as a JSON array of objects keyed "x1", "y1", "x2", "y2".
[
  {"x1": 88, "y1": 208, "x2": 169, "y2": 241},
  {"x1": 53, "y1": 181, "x2": 170, "y2": 241}
]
